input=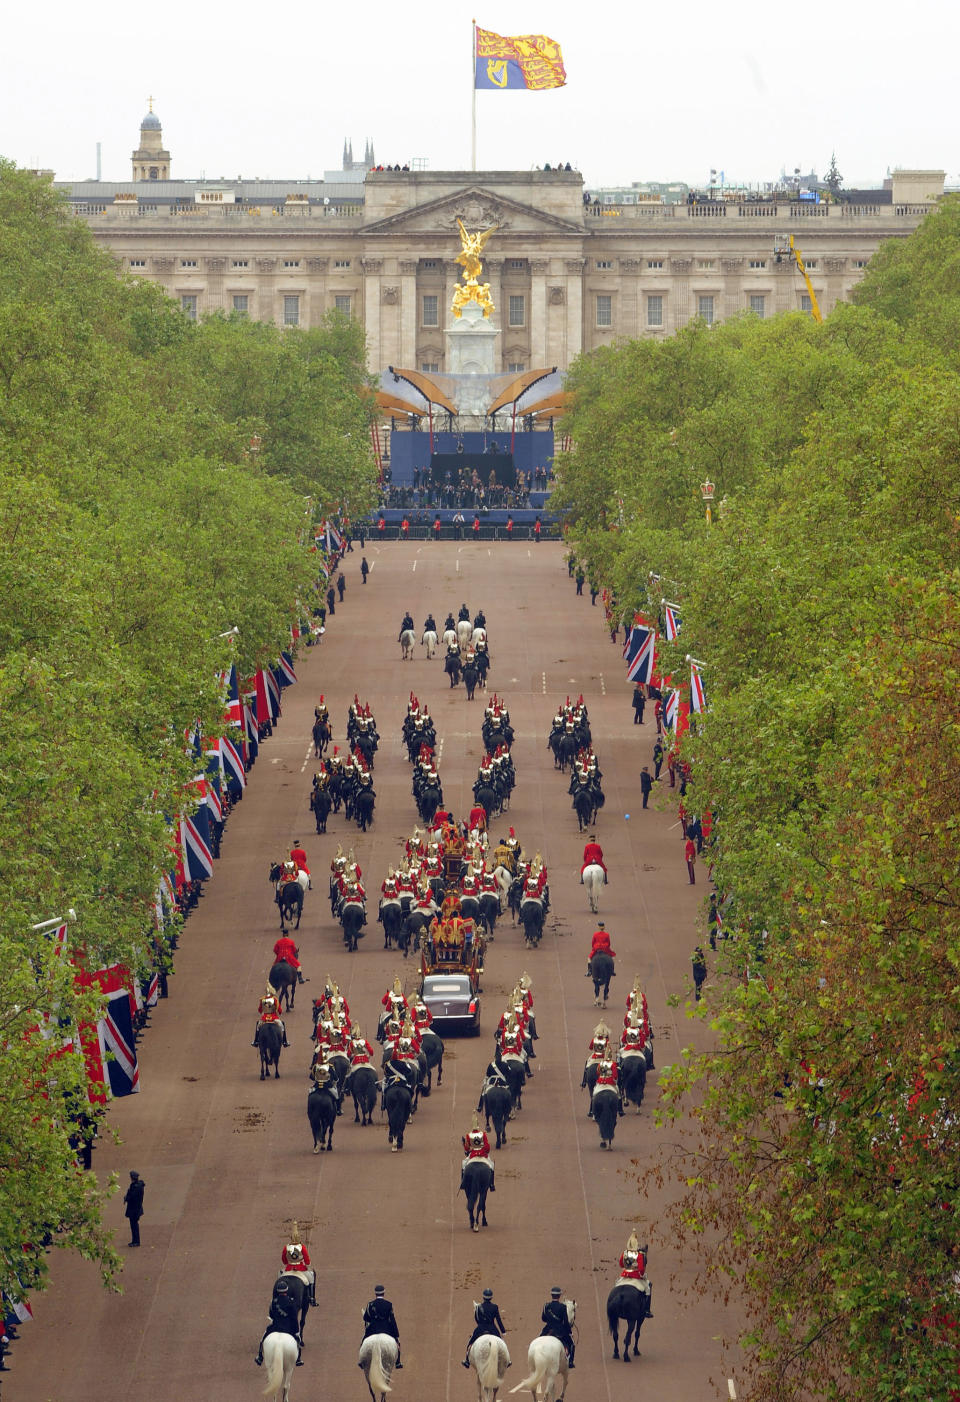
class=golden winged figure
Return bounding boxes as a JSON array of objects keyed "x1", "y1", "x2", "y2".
[{"x1": 455, "y1": 218, "x2": 497, "y2": 281}]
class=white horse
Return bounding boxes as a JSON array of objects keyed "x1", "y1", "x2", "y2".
[
  {"x1": 492, "y1": 864, "x2": 513, "y2": 912},
  {"x1": 442, "y1": 627, "x2": 459, "y2": 651},
  {"x1": 582, "y1": 863, "x2": 605, "y2": 914},
  {"x1": 422, "y1": 629, "x2": 438, "y2": 659},
  {"x1": 472, "y1": 626, "x2": 487, "y2": 648},
  {"x1": 359, "y1": 1334, "x2": 398, "y2": 1400},
  {"x1": 457, "y1": 618, "x2": 473, "y2": 650},
  {"x1": 262, "y1": 1331, "x2": 299, "y2": 1402},
  {"x1": 470, "y1": 1334, "x2": 512, "y2": 1402},
  {"x1": 400, "y1": 629, "x2": 416, "y2": 660},
  {"x1": 510, "y1": 1331, "x2": 570, "y2": 1402}
]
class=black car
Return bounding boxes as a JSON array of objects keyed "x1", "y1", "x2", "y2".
[{"x1": 420, "y1": 973, "x2": 481, "y2": 1036}]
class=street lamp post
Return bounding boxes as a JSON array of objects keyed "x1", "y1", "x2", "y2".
[{"x1": 700, "y1": 478, "x2": 716, "y2": 524}]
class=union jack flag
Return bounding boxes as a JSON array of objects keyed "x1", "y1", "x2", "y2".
[
  {"x1": 664, "y1": 603, "x2": 681, "y2": 642},
  {"x1": 690, "y1": 662, "x2": 708, "y2": 714},
  {"x1": 180, "y1": 808, "x2": 214, "y2": 880},
  {"x1": 221, "y1": 662, "x2": 242, "y2": 727},
  {"x1": 623, "y1": 623, "x2": 656, "y2": 685},
  {"x1": 219, "y1": 734, "x2": 247, "y2": 790},
  {"x1": 275, "y1": 650, "x2": 297, "y2": 688},
  {"x1": 664, "y1": 688, "x2": 680, "y2": 731}
]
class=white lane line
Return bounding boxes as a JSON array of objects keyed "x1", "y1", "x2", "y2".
[
  {"x1": 600, "y1": 672, "x2": 606, "y2": 695},
  {"x1": 728, "y1": 1382, "x2": 738, "y2": 1400},
  {"x1": 541, "y1": 670, "x2": 546, "y2": 694},
  {"x1": 456, "y1": 558, "x2": 460, "y2": 573},
  {"x1": 412, "y1": 558, "x2": 417, "y2": 572},
  {"x1": 300, "y1": 743, "x2": 313, "y2": 773}
]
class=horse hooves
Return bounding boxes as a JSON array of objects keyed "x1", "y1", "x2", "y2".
[
  {"x1": 391, "y1": 1145, "x2": 399, "y2": 1153},
  {"x1": 313, "y1": 1144, "x2": 320, "y2": 1154},
  {"x1": 472, "y1": 1223, "x2": 479, "y2": 1233},
  {"x1": 623, "y1": 1354, "x2": 631, "y2": 1363}
]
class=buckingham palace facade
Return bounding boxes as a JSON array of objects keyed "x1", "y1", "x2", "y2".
[{"x1": 55, "y1": 114, "x2": 945, "y2": 377}]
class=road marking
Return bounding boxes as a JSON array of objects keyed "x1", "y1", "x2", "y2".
[
  {"x1": 541, "y1": 671, "x2": 546, "y2": 694},
  {"x1": 412, "y1": 558, "x2": 417, "y2": 572},
  {"x1": 300, "y1": 743, "x2": 313, "y2": 773},
  {"x1": 456, "y1": 558, "x2": 459, "y2": 573},
  {"x1": 600, "y1": 672, "x2": 606, "y2": 695},
  {"x1": 527, "y1": 549, "x2": 531, "y2": 558},
  {"x1": 728, "y1": 1382, "x2": 737, "y2": 1400}
]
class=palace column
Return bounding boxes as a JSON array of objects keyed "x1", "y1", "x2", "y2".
[
  {"x1": 307, "y1": 257, "x2": 329, "y2": 327},
  {"x1": 564, "y1": 258, "x2": 585, "y2": 364},
  {"x1": 399, "y1": 260, "x2": 418, "y2": 366},
  {"x1": 362, "y1": 257, "x2": 383, "y2": 370},
  {"x1": 483, "y1": 258, "x2": 504, "y2": 350},
  {"x1": 669, "y1": 257, "x2": 692, "y2": 332},
  {"x1": 529, "y1": 258, "x2": 549, "y2": 366}
]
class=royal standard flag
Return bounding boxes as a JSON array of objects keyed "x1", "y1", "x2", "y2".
[{"x1": 475, "y1": 27, "x2": 566, "y2": 91}]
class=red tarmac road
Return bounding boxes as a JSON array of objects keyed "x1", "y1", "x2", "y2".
[{"x1": 14, "y1": 542, "x2": 734, "y2": 1402}]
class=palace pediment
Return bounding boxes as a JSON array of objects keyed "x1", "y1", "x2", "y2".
[{"x1": 362, "y1": 185, "x2": 584, "y2": 239}]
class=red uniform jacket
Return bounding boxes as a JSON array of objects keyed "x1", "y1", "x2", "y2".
[
  {"x1": 581, "y1": 842, "x2": 607, "y2": 877},
  {"x1": 282, "y1": 1244, "x2": 311, "y2": 1270},
  {"x1": 273, "y1": 936, "x2": 301, "y2": 969},
  {"x1": 589, "y1": 930, "x2": 615, "y2": 958},
  {"x1": 464, "y1": 1130, "x2": 491, "y2": 1157},
  {"x1": 290, "y1": 847, "x2": 310, "y2": 874}
]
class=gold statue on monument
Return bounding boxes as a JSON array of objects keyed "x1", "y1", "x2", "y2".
[{"x1": 451, "y1": 218, "x2": 497, "y2": 319}]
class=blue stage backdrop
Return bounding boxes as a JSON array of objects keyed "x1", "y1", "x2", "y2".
[{"x1": 388, "y1": 429, "x2": 554, "y2": 487}]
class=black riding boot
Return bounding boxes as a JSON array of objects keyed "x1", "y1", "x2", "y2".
[
  {"x1": 251, "y1": 1024, "x2": 259, "y2": 1048},
  {"x1": 567, "y1": 1342, "x2": 576, "y2": 1369},
  {"x1": 297, "y1": 970, "x2": 306, "y2": 984},
  {"x1": 490, "y1": 1170, "x2": 496, "y2": 1192},
  {"x1": 645, "y1": 1283, "x2": 653, "y2": 1318}
]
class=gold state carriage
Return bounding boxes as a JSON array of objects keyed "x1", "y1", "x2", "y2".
[{"x1": 420, "y1": 890, "x2": 483, "y2": 986}]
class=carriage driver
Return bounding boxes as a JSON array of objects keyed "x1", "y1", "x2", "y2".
[
  {"x1": 618, "y1": 1231, "x2": 654, "y2": 1316},
  {"x1": 273, "y1": 933, "x2": 306, "y2": 985},
  {"x1": 398, "y1": 611, "x2": 414, "y2": 641},
  {"x1": 254, "y1": 1277, "x2": 302, "y2": 1368},
  {"x1": 460, "y1": 1112, "x2": 496, "y2": 1192},
  {"x1": 252, "y1": 984, "x2": 289, "y2": 1048},
  {"x1": 461, "y1": 1287, "x2": 506, "y2": 1368},
  {"x1": 540, "y1": 1287, "x2": 575, "y2": 1368},
  {"x1": 362, "y1": 1285, "x2": 403, "y2": 1367},
  {"x1": 580, "y1": 834, "x2": 607, "y2": 883}
]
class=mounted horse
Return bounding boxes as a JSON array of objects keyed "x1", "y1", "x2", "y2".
[
  {"x1": 519, "y1": 892, "x2": 545, "y2": 949},
  {"x1": 582, "y1": 862, "x2": 605, "y2": 914},
  {"x1": 310, "y1": 776, "x2": 332, "y2": 834},
  {"x1": 307, "y1": 1078, "x2": 337, "y2": 1152},
  {"x1": 270, "y1": 862, "x2": 306, "y2": 932},
  {"x1": 422, "y1": 627, "x2": 438, "y2": 658},
  {"x1": 618, "y1": 1051, "x2": 646, "y2": 1112},
  {"x1": 419, "y1": 1025, "x2": 444, "y2": 1093},
  {"x1": 469, "y1": 1334, "x2": 511, "y2": 1402},
  {"x1": 590, "y1": 951, "x2": 615, "y2": 1007},
  {"x1": 354, "y1": 780, "x2": 376, "y2": 832},
  {"x1": 592, "y1": 1080, "x2": 621, "y2": 1149},
  {"x1": 462, "y1": 1157, "x2": 493, "y2": 1232},
  {"x1": 607, "y1": 1280, "x2": 649, "y2": 1360},
  {"x1": 339, "y1": 889, "x2": 367, "y2": 952},
  {"x1": 478, "y1": 1071, "x2": 513, "y2": 1148},
  {"x1": 359, "y1": 1334, "x2": 398, "y2": 1401},
  {"x1": 379, "y1": 895, "x2": 405, "y2": 952},
  {"x1": 509, "y1": 1330, "x2": 570, "y2": 1401},
  {"x1": 312, "y1": 715, "x2": 332, "y2": 757},
  {"x1": 400, "y1": 628, "x2": 416, "y2": 660},
  {"x1": 262, "y1": 1331, "x2": 299, "y2": 1402},
  {"x1": 346, "y1": 1062, "x2": 379, "y2": 1125},
  {"x1": 572, "y1": 783, "x2": 595, "y2": 832},
  {"x1": 444, "y1": 647, "x2": 462, "y2": 687},
  {"x1": 383, "y1": 1068, "x2": 414, "y2": 1152},
  {"x1": 456, "y1": 617, "x2": 474, "y2": 650},
  {"x1": 258, "y1": 1020, "x2": 283, "y2": 1081},
  {"x1": 269, "y1": 958, "x2": 297, "y2": 1012}
]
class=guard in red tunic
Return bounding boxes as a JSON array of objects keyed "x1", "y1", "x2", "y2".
[
  {"x1": 348, "y1": 1027, "x2": 375, "y2": 1063},
  {"x1": 410, "y1": 996, "x2": 433, "y2": 1030},
  {"x1": 252, "y1": 985, "x2": 289, "y2": 1048},
  {"x1": 580, "y1": 834, "x2": 607, "y2": 881},
  {"x1": 460, "y1": 1112, "x2": 495, "y2": 1191},
  {"x1": 381, "y1": 978, "x2": 407, "y2": 1015},
  {"x1": 290, "y1": 840, "x2": 311, "y2": 888},
  {"x1": 273, "y1": 934, "x2": 305, "y2": 984},
  {"x1": 617, "y1": 1231, "x2": 653, "y2": 1316}
]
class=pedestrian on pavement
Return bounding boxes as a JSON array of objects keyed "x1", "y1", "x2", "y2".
[
  {"x1": 632, "y1": 686, "x2": 645, "y2": 724},
  {"x1": 667, "y1": 749, "x2": 676, "y2": 788},
  {"x1": 362, "y1": 1285, "x2": 403, "y2": 1367},
  {"x1": 327, "y1": 586, "x2": 336, "y2": 616},
  {"x1": 337, "y1": 573, "x2": 346, "y2": 602},
  {"x1": 654, "y1": 698, "x2": 663, "y2": 735},
  {"x1": 589, "y1": 581, "x2": 599, "y2": 605},
  {"x1": 708, "y1": 892, "x2": 720, "y2": 950},
  {"x1": 692, "y1": 945, "x2": 707, "y2": 1000},
  {"x1": 361, "y1": 556, "x2": 370, "y2": 584},
  {"x1": 575, "y1": 567, "x2": 585, "y2": 596},
  {"x1": 684, "y1": 835, "x2": 697, "y2": 884},
  {"x1": 462, "y1": 1288, "x2": 506, "y2": 1367},
  {"x1": 567, "y1": 553, "x2": 575, "y2": 577},
  {"x1": 652, "y1": 738, "x2": 664, "y2": 780},
  {"x1": 358, "y1": 523, "x2": 366, "y2": 548},
  {"x1": 640, "y1": 767, "x2": 653, "y2": 808},
  {"x1": 400, "y1": 517, "x2": 410, "y2": 540},
  {"x1": 124, "y1": 1170, "x2": 145, "y2": 1246}
]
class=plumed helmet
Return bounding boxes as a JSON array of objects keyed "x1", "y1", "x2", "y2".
[{"x1": 286, "y1": 1243, "x2": 303, "y2": 1263}]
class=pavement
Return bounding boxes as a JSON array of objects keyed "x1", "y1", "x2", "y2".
[{"x1": 13, "y1": 540, "x2": 737, "y2": 1402}]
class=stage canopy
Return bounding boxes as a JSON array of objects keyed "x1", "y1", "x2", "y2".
[{"x1": 378, "y1": 366, "x2": 566, "y2": 421}]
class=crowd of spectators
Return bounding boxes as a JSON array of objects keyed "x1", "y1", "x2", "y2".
[{"x1": 380, "y1": 463, "x2": 552, "y2": 511}]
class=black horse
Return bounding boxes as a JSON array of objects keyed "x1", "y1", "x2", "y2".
[
  {"x1": 573, "y1": 786, "x2": 595, "y2": 831},
  {"x1": 307, "y1": 1082, "x2": 337, "y2": 1152},
  {"x1": 462, "y1": 1158, "x2": 492, "y2": 1232},
  {"x1": 619, "y1": 1052, "x2": 646, "y2": 1112},
  {"x1": 419, "y1": 1027, "x2": 444, "y2": 1094},
  {"x1": 340, "y1": 899, "x2": 366, "y2": 952},
  {"x1": 519, "y1": 897, "x2": 544, "y2": 948},
  {"x1": 310, "y1": 784, "x2": 331, "y2": 834},
  {"x1": 473, "y1": 782, "x2": 498, "y2": 825},
  {"x1": 478, "y1": 892, "x2": 500, "y2": 940},
  {"x1": 479, "y1": 1079, "x2": 512, "y2": 1148},
  {"x1": 354, "y1": 786, "x2": 376, "y2": 832},
  {"x1": 489, "y1": 1053, "x2": 525, "y2": 1111},
  {"x1": 269, "y1": 864, "x2": 304, "y2": 932},
  {"x1": 258, "y1": 1020, "x2": 283, "y2": 1081},
  {"x1": 590, "y1": 951, "x2": 615, "y2": 1006},
  {"x1": 379, "y1": 900, "x2": 405, "y2": 952},
  {"x1": 269, "y1": 958, "x2": 297, "y2": 1012},
  {"x1": 444, "y1": 651, "x2": 461, "y2": 688},
  {"x1": 346, "y1": 1064, "x2": 379, "y2": 1125},
  {"x1": 312, "y1": 716, "x2": 332, "y2": 757},
  {"x1": 557, "y1": 732, "x2": 579, "y2": 771},
  {"x1": 463, "y1": 661, "x2": 479, "y2": 700},
  {"x1": 607, "y1": 1282, "x2": 649, "y2": 1360},
  {"x1": 384, "y1": 1078, "x2": 413, "y2": 1151},
  {"x1": 592, "y1": 1084, "x2": 621, "y2": 1148}
]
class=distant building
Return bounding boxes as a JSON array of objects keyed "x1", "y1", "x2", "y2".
[{"x1": 55, "y1": 108, "x2": 945, "y2": 374}]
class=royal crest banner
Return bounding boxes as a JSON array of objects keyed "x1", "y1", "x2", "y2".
[{"x1": 475, "y1": 27, "x2": 566, "y2": 91}]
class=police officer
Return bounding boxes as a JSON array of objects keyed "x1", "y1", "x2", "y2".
[
  {"x1": 539, "y1": 1286, "x2": 575, "y2": 1367},
  {"x1": 255, "y1": 1278, "x2": 302, "y2": 1367},
  {"x1": 462, "y1": 1287, "x2": 506, "y2": 1368},
  {"x1": 361, "y1": 1285, "x2": 403, "y2": 1368},
  {"x1": 398, "y1": 612, "x2": 414, "y2": 640}
]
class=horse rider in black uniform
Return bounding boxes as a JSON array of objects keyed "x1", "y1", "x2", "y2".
[
  {"x1": 462, "y1": 1287, "x2": 506, "y2": 1368},
  {"x1": 424, "y1": 613, "x2": 438, "y2": 634},
  {"x1": 255, "y1": 1278, "x2": 303, "y2": 1367},
  {"x1": 458, "y1": 603, "x2": 471, "y2": 622},
  {"x1": 444, "y1": 612, "x2": 456, "y2": 632},
  {"x1": 540, "y1": 1286, "x2": 575, "y2": 1367},
  {"x1": 398, "y1": 612, "x2": 414, "y2": 641},
  {"x1": 474, "y1": 609, "x2": 486, "y2": 629},
  {"x1": 362, "y1": 1285, "x2": 403, "y2": 1368}
]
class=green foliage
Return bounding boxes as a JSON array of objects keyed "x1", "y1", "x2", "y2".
[
  {"x1": 557, "y1": 204, "x2": 960, "y2": 1398},
  {"x1": 0, "y1": 161, "x2": 377, "y2": 1299}
]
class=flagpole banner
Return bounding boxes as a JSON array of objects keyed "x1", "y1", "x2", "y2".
[
  {"x1": 664, "y1": 603, "x2": 682, "y2": 642},
  {"x1": 690, "y1": 662, "x2": 708, "y2": 714},
  {"x1": 623, "y1": 621, "x2": 657, "y2": 685},
  {"x1": 475, "y1": 27, "x2": 566, "y2": 90}
]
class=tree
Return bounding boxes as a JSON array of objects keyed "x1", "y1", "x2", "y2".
[{"x1": 826, "y1": 151, "x2": 843, "y2": 197}]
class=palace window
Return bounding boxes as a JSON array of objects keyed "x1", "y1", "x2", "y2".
[
  {"x1": 854, "y1": 259, "x2": 868, "y2": 269},
  {"x1": 422, "y1": 259, "x2": 438, "y2": 270},
  {"x1": 129, "y1": 259, "x2": 146, "y2": 268},
  {"x1": 334, "y1": 294, "x2": 352, "y2": 315},
  {"x1": 596, "y1": 259, "x2": 613, "y2": 269},
  {"x1": 509, "y1": 259, "x2": 525, "y2": 270},
  {"x1": 697, "y1": 295, "x2": 715, "y2": 325},
  {"x1": 508, "y1": 295, "x2": 525, "y2": 327},
  {"x1": 804, "y1": 260, "x2": 818, "y2": 270},
  {"x1": 647, "y1": 295, "x2": 663, "y2": 327},
  {"x1": 647, "y1": 259, "x2": 663, "y2": 269},
  {"x1": 421, "y1": 362, "x2": 440, "y2": 373},
  {"x1": 233, "y1": 294, "x2": 249, "y2": 314},
  {"x1": 283, "y1": 259, "x2": 300, "y2": 269},
  {"x1": 283, "y1": 294, "x2": 300, "y2": 326},
  {"x1": 181, "y1": 294, "x2": 198, "y2": 320},
  {"x1": 508, "y1": 362, "x2": 526, "y2": 372},
  {"x1": 749, "y1": 259, "x2": 767, "y2": 270},
  {"x1": 697, "y1": 259, "x2": 715, "y2": 271},
  {"x1": 749, "y1": 294, "x2": 766, "y2": 317},
  {"x1": 334, "y1": 259, "x2": 351, "y2": 269},
  {"x1": 596, "y1": 294, "x2": 612, "y2": 327},
  {"x1": 232, "y1": 259, "x2": 249, "y2": 268},
  {"x1": 422, "y1": 294, "x2": 439, "y2": 327},
  {"x1": 180, "y1": 259, "x2": 198, "y2": 269}
]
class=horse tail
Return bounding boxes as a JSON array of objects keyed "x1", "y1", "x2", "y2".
[
  {"x1": 477, "y1": 1337, "x2": 505, "y2": 1387},
  {"x1": 368, "y1": 1339, "x2": 392, "y2": 1394},
  {"x1": 262, "y1": 1335, "x2": 286, "y2": 1396},
  {"x1": 510, "y1": 1345, "x2": 550, "y2": 1395}
]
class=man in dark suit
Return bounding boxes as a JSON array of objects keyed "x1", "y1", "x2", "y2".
[
  {"x1": 362, "y1": 1285, "x2": 403, "y2": 1367},
  {"x1": 124, "y1": 1170, "x2": 145, "y2": 1246},
  {"x1": 540, "y1": 1287, "x2": 575, "y2": 1366},
  {"x1": 462, "y1": 1287, "x2": 506, "y2": 1367}
]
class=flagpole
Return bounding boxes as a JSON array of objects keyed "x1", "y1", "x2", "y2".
[{"x1": 471, "y1": 18, "x2": 477, "y2": 171}]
